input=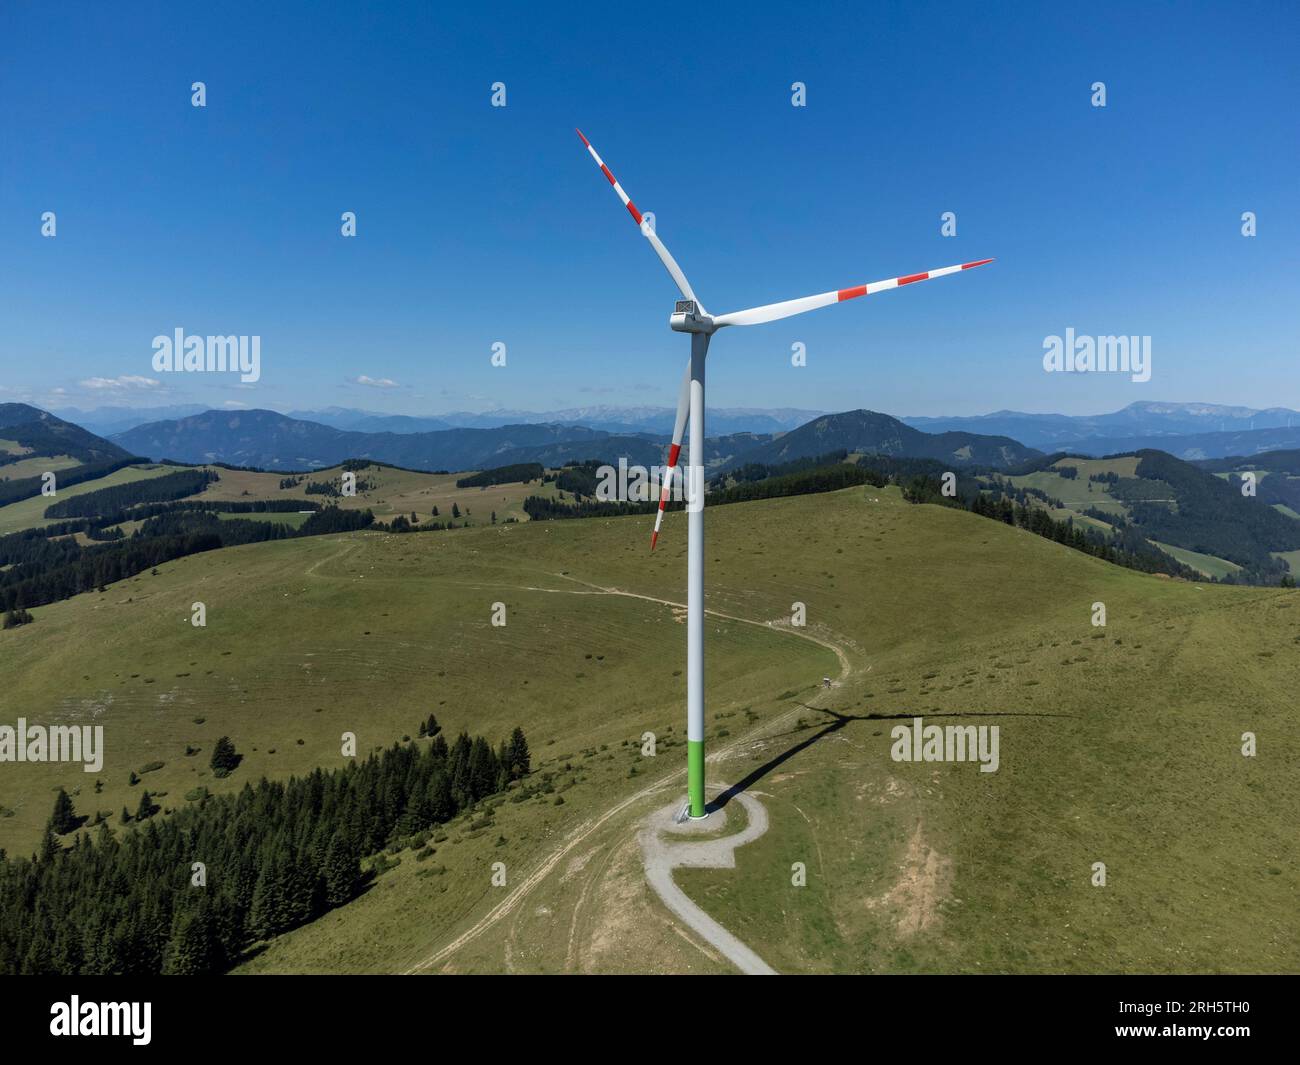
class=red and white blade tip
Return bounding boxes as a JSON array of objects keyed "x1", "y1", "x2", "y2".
[
  {"x1": 836, "y1": 257, "x2": 995, "y2": 300},
  {"x1": 575, "y1": 128, "x2": 644, "y2": 227}
]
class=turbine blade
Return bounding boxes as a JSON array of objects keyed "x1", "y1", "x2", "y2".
[
  {"x1": 712, "y1": 258, "x2": 994, "y2": 328},
  {"x1": 575, "y1": 129, "x2": 700, "y2": 306},
  {"x1": 651, "y1": 361, "x2": 692, "y2": 550}
]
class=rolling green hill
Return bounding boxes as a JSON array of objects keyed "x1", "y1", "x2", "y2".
[
  {"x1": 1199, "y1": 450, "x2": 1300, "y2": 526},
  {"x1": 994, "y1": 450, "x2": 1300, "y2": 582},
  {"x1": 0, "y1": 404, "x2": 131, "y2": 467},
  {"x1": 722, "y1": 409, "x2": 1040, "y2": 472},
  {"x1": 1, "y1": 486, "x2": 1294, "y2": 974},
  {"x1": 0, "y1": 405, "x2": 141, "y2": 513}
]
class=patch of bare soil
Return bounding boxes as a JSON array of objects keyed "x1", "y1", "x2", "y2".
[
  {"x1": 867, "y1": 821, "x2": 950, "y2": 936},
  {"x1": 856, "y1": 775, "x2": 908, "y2": 804}
]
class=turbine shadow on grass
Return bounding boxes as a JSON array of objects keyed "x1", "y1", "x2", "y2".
[{"x1": 709, "y1": 705, "x2": 1073, "y2": 813}]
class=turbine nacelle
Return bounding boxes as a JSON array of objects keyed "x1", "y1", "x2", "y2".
[{"x1": 669, "y1": 300, "x2": 715, "y2": 334}]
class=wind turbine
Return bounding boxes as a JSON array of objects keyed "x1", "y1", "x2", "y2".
[{"x1": 576, "y1": 129, "x2": 993, "y2": 819}]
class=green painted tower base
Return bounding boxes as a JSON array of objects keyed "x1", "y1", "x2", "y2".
[{"x1": 687, "y1": 739, "x2": 706, "y2": 818}]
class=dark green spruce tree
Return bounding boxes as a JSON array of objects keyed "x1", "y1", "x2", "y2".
[
  {"x1": 506, "y1": 726, "x2": 530, "y2": 779},
  {"x1": 209, "y1": 735, "x2": 240, "y2": 777},
  {"x1": 135, "y1": 790, "x2": 155, "y2": 821},
  {"x1": 50, "y1": 788, "x2": 79, "y2": 834}
]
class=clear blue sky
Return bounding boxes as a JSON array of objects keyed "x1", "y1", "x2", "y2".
[{"x1": 1, "y1": 0, "x2": 1296, "y2": 418}]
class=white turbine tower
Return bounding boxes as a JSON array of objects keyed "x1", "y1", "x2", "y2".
[{"x1": 577, "y1": 129, "x2": 993, "y2": 819}]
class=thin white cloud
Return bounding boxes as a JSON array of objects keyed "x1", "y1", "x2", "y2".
[
  {"x1": 349, "y1": 375, "x2": 401, "y2": 390},
  {"x1": 80, "y1": 375, "x2": 163, "y2": 392}
]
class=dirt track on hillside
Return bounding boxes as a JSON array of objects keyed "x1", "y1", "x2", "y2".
[{"x1": 403, "y1": 574, "x2": 858, "y2": 975}]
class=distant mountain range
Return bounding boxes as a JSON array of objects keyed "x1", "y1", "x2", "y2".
[
  {"x1": 291, "y1": 405, "x2": 826, "y2": 435},
  {"x1": 110, "y1": 410, "x2": 665, "y2": 472},
  {"x1": 107, "y1": 407, "x2": 1041, "y2": 473},
  {"x1": 904, "y1": 401, "x2": 1300, "y2": 453},
  {"x1": 1049, "y1": 426, "x2": 1300, "y2": 461},
  {"x1": 55, "y1": 403, "x2": 826, "y2": 439},
  {"x1": 60, "y1": 399, "x2": 1300, "y2": 457},
  {"x1": 27, "y1": 399, "x2": 1300, "y2": 476}
]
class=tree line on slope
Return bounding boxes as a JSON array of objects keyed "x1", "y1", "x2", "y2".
[
  {"x1": 713, "y1": 448, "x2": 856, "y2": 486},
  {"x1": 1122, "y1": 451, "x2": 1300, "y2": 579},
  {"x1": 0, "y1": 722, "x2": 532, "y2": 975},
  {"x1": 993, "y1": 449, "x2": 1300, "y2": 583},
  {"x1": 963, "y1": 488, "x2": 1201, "y2": 579},
  {"x1": 523, "y1": 454, "x2": 962, "y2": 519},
  {"x1": 456, "y1": 462, "x2": 544, "y2": 489},
  {"x1": 813, "y1": 460, "x2": 1285, "y2": 584},
  {"x1": 0, "y1": 456, "x2": 144, "y2": 508},
  {"x1": 43, "y1": 469, "x2": 218, "y2": 518},
  {"x1": 1195, "y1": 450, "x2": 1300, "y2": 513},
  {"x1": 522, "y1": 454, "x2": 1213, "y2": 582},
  {"x1": 0, "y1": 506, "x2": 374, "y2": 614}
]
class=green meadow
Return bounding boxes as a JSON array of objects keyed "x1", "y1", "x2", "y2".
[
  {"x1": 0, "y1": 454, "x2": 82, "y2": 483},
  {"x1": 1150, "y1": 540, "x2": 1243, "y2": 580},
  {"x1": 215, "y1": 510, "x2": 314, "y2": 529},
  {"x1": 1, "y1": 486, "x2": 1295, "y2": 974}
]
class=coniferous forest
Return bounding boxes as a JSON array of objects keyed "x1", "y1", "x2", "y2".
[
  {"x1": 43, "y1": 469, "x2": 218, "y2": 518},
  {"x1": 0, "y1": 724, "x2": 531, "y2": 975}
]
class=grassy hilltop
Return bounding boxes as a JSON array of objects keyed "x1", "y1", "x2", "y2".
[{"x1": 1, "y1": 485, "x2": 1295, "y2": 974}]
